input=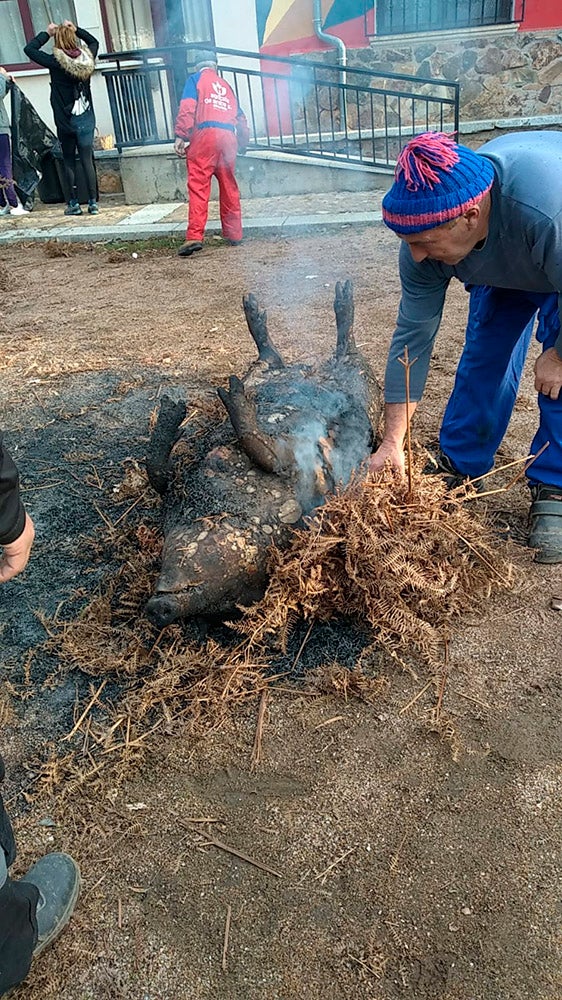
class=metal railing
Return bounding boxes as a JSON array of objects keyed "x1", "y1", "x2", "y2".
[
  {"x1": 371, "y1": 0, "x2": 526, "y2": 36},
  {"x1": 98, "y1": 44, "x2": 460, "y2": 169}
]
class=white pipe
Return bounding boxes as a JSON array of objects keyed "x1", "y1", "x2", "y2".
[{"x1": 312, "y1": 0, "x2": 347, "y2": 127}]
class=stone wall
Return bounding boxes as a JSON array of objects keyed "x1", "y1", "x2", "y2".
[{"x1": 351, "y1": 28, "x2": 562, "y2": 122}]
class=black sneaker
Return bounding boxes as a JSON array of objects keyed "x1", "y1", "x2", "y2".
[
  {"x1": 528, "y1": 483, "x2": 562, "y2": 564},
  {"x1": 64, "y1": 201, "x2": 82, "y2": 216},
  {"x1": 88, "y1": 200, "x2": 99, "y2": 215},
  {"x1": 20, "y1": 852, "x2": 81, "y2": 956},
  {"x1": 177, "y1": 240, "x2": 203, "y2": 257}
]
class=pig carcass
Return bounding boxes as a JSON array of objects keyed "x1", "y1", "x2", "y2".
[{"x1": 144, "y1": 281, "x2": 381, "y2": 626}]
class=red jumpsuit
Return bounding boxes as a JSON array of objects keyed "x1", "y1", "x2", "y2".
[{"x1": 175, "y1": 68, "x2": 249, "y2": 242}]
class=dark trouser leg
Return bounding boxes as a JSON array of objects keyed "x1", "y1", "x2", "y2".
[
  {"x1": 0, "y1": 134, "x2": 18, "y2": 208},
  {"x1": 59, "y1": 132, "x2": 78, "y2": 202},
  {"x1": 439, "y1": 286, "x2": 537, "y2": 479},
  {"x1": 0, "y1": 785, "x2": 38, "y2": 997},
  {"x1": 75, "y1": 130, "x2": 97, "y2": 201}
]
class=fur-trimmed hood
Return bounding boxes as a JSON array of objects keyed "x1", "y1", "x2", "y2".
[{"x1": 53, "y1": 43, "x2": 95, "y2": 80}]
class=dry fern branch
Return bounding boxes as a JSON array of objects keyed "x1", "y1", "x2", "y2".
[{"x1": 237, "y1": 464, "x2": 514, "y2": 673}]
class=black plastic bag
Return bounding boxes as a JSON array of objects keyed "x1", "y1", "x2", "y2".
[{"x1": 10, "y1": 83, "x2": 63, "y2": 208}]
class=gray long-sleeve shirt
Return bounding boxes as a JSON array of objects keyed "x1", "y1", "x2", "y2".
[
  {"x1": 0, "y1": 76, "x2": 11, "y2": 136},
  {"x1": 385, "y1": 130, "x2": 562, "y2": 402}
]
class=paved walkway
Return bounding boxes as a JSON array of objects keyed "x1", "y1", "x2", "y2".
[{"x1": 0, "y1": 189, "x2": 384, "y2": 244}]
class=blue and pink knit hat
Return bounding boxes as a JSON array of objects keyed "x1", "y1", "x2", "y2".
[{"x1": 382, "y1": 132, "x2": 495, "y2": 236}]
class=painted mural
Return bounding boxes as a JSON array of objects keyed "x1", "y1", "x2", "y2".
[{"x1": 256, "y1": 0, "x2": 372, "y2": 55}]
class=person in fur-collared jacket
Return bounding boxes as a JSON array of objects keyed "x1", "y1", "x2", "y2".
[{"x1": 24, "y1": 21, "x2": 99, "y2": 216}]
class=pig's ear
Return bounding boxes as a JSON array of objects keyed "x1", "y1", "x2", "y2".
[
  {"x1": 146, "y1": 395, "x2": 187, "y2": 494},
  {"x1": 334, "y1": 279, "x2": 357, "y2": 359},
  {"x1": 243, "y1": 293, "x2": 285, "y2": 368},
  {"x1": 217, "y1": 376, "x2": 295, "y2": 475}
]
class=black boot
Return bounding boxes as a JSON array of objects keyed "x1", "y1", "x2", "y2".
[{"x1": 20, "y1": 852, "x2": 81, "y2": 956}]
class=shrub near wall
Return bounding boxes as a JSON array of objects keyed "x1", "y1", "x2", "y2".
[{"x1": 351, "y1": 29, "x2": 562, "y2": 122}]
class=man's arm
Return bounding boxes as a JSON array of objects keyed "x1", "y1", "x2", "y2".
[
  {"x1": 0, "y1": 434, "x2": 35, "y2": 583},
  {"x1": 369, "y1": 402, "x2": 418, "y2": 476},
  {"x1": 174, "y1": 73, "x2": 198, "y2": 142},
  {"x1": 533, "y1": 217, "x2": 562, "y2": 400},
  {"x1": 370, "y1": 242, "x2": 449, "y2": 474}
]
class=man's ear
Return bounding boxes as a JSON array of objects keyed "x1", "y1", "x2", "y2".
[{"x1": 463, "y1": 204, "x2": 481, "y2": 230}]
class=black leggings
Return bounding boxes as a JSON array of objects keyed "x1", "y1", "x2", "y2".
[
  {"x1": 0, "y1": 759, "x2": 38, "y2": 997},
  {"x1": 59, "y1": 129, "x2": 97, "y2": 202}
]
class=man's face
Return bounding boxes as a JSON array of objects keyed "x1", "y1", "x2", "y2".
[{"x1": 400, "y1": 211, "x2": 482, "y2": 266}]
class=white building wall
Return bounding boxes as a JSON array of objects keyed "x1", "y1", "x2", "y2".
[
  {"x1": 11, "y1": 0, "x2": 117, "y2": 139},
  {"x1": 210, "y1": 0, "x2": 259, "y2": 53},
  {"x1": 10, "y1": 0, "x2": 262, "y2": 147},
  {"x1": 210, "y1": 0, "x2": 265, "y2": 134}
]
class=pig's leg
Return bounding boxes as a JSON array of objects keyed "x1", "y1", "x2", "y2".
[
  {"x1": 146, "y1": 395, "x2": 187, "y2": 494},
  {"x1": 334, "y1": 279, "x2": 357, "y2": 359},
  {"x1": 217, "y1": 376, "x2": 295, "y2": 474},
  {"x1": 243, "y1": 293, "x2": 285, "y2": 368}
]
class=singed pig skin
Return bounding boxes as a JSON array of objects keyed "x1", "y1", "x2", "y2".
[{"x1": 145, "y1": 283, "x2": 381, "y2": 625}]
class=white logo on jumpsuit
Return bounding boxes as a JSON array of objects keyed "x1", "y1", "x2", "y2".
[{"x1": 204, "y1": 79, "x2": 232, "y2": 111}]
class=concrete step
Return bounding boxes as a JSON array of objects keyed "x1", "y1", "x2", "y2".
[{"x1": 119, "y1": 145, "x2": 395, "y2": 205}]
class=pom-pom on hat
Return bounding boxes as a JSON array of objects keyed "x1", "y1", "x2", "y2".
[{"x1": 382, "y1": 132, "x2": 495, "y2": 236}]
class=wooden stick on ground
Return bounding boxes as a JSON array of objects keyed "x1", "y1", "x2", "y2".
[
  {"x1": 292, "y1": 620, "x2": 314, "y2": 672},
  {"x1": 435, "y1": 639, "x2": 449, "y2": 720},
  {"x1": 64, "y1": 677, "x2": 108, "y2": 742},
  {"x1": 180, "y1": 823, "x2": 282, "y2": 878},
  {"x1": 314, "y1": 846, "x2": 356, "y2": 884},
  {"x1": 399, "y1": 679, "x2": 433, "y2": 715},
  {"x1": 222, "y1": 904, "x2": 232, "y2": 971},
  {"x1": 251, "y1": 689, "x2": 269, "y2": 769}
]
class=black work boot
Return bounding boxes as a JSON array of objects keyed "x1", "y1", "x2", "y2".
[
  {"x1": 20, "y1": 853, "x2": 81, "y2": 956},
  {"x1": 528, "y1": 483, "x2": 562, "y2": 564}
]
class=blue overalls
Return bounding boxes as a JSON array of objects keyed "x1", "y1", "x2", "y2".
[{"x1": 439, "y1": 286, "x2": 562, "y2": 488}]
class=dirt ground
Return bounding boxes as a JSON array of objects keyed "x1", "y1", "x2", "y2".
[{"x1": 0, "y1": 227, "x2": 561, "y2": 1000}]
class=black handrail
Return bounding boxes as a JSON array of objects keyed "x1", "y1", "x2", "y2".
[{"x1": 98, "y1": 43, "x2": 460, "y2": 164}]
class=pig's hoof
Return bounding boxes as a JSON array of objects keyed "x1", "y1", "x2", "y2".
[{"x1": 145, "y1": 593, "x2": 182, "y2": 627}]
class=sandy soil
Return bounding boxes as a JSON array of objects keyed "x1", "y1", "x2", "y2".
[{"x1": 0, "y1": 227, "x2": 561, "y2": 1000}]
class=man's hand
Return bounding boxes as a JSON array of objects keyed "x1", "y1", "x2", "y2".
[
  {"x1": 368, "y1": 439, "x2": 406, "y2": 477},
  {"x1": 174, "y1": 138, "x2": 186, "y2": 157},
  {"x1": 535, "y1": 347, "x2": 562, "y2": 400},
  {"x1": 0, "y1": 514, "x2": 35, "y2": 583},
  {"x1": 367, "y1": 401, "x2": 417, "y2": 477},
  {"x1": 47, "y1": 22, "x2": 58, "y2": 36}
]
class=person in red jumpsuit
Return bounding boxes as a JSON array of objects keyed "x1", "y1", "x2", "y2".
[{"x1": 174, "y1": 51, "x2": 250, "y2": 258}]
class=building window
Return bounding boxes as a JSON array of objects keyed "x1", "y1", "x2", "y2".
[
  {"x1": 1, "y1": 0, "x2": 76, "y2": 69},
  {"x1": 376, "y1": 0, "x2": 522, "y2": 36},
  {"x1": 99, "y1": 0, "x2": 214, "y2": 51},
  {"x1": 102, "y1": 0, "x2": 156, "y2": 50}
]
